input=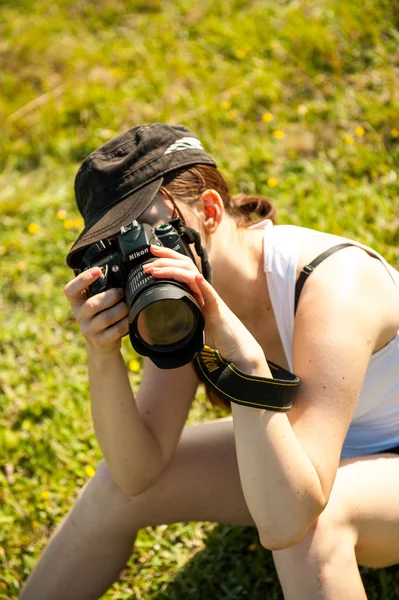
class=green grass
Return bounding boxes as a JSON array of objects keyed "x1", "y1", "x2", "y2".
[{"x1": 0, "y1": 0, "x2": 399, "y2": 597}]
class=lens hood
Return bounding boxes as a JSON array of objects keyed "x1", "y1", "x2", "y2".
[{"x1": 128, "y1": 278, "x2": 205, "y2": 369}]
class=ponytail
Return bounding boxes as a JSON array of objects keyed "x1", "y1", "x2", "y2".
[
  {"x1": 230, "y1": 192, "x2": 276, "y2": 226},
  {"x1": 164, "y1": 165, "x2": 276, "y2": 227}
]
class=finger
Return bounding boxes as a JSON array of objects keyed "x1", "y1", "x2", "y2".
[
  {"x1": 147, "y1": 266, "x2": 204, "y2": 306},
  {"x1": 80, "y1": 287, "x2": 125, "y2": 320},
  {"x1": 64, "y1": 267, "x2": 103, "y2": 307},
  {"x1": 144, "y1": 257, "x2": 192, "y2": 272},
  {"x1": 150, "y1": 245, "x2": 187, "y2": 260},
  {"x1": 195, "y1": 275, "x2": 220, "y2": 310},
  {"x1": 90, "y1": 301, "x2": 129, "y2": 335},
  {"x1": 92, "y1": 317, "x2": 129, "y2": 348},
  {"x1": 195, "y1": 274, "x2": 236, "y2": 321},
  {"x1": 196, "y1": 275, "x2": 246, "y2": 329}
]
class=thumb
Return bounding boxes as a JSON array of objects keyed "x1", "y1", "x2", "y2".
[{"x1": 195, "y1": 275, "x2": 226, "y2": 319}]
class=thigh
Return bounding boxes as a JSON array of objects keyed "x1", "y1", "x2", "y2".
[
  {"x1": 329, "y1": 453, "x2": 399, "y2": 568},
  {"x1": 272, "y1": 454, "x2": 399, "y2": 600},
  {"x1": 130, "y1": 417, "x2": 255, "y2": 529}
]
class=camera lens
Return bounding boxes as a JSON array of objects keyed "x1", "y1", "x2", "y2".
[
  {"x1": 136, "y1": 299, "x2": 195, "y2": 346},
  {"x1": 126, "y1": 264, "x2": 205, "y2": 369}
]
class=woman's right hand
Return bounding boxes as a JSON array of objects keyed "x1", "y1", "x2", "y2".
[{"x1": 64, "y1": 267, "x2": 129, "y2": 355}]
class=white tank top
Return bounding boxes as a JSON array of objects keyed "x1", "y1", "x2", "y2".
[{"x1": 262, "y1": 220, "x2": 399, "y2": 458}]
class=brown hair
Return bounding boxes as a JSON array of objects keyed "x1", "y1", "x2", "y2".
[
  {"x1": 161, "y1": 164, "x2": 276, "y2": 226},
  {"x1": 162, "y1": 164, "x2": 276, "y2": 410}
]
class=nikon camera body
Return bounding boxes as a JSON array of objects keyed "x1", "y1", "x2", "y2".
[{"x1": 76, "y1": 219, "x2": 205, "y2": 369}]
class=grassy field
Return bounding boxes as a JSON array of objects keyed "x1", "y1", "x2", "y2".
[{"x1": 1, "y1": 0, "x2": 399, "y2": 598}]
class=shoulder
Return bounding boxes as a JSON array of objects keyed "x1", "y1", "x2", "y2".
[
  {"x1": 296, "y1": 242, "x2": 382, "y2": 338},
  {"x1": 296, "y1": 233, "x2": 395, "y2": 313},
  {"x1": 296, "y1": 237, "x2": 399, "y2": 353}
]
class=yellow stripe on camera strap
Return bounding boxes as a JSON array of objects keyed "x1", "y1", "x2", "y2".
[{"x1": 194, "y1": 345, "x2": 300, "y2": 412}]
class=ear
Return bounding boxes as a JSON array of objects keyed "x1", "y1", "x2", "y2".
[{"x1": 199, "y1": 189, "x2": 224, "y2": 234}]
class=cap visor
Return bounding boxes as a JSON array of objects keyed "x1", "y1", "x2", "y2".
[{"x1": 67, "y1": 178, "x2": 163, "y2": 267}]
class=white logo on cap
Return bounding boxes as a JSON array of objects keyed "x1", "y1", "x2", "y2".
[{"x1": 164, "y1": 137, "x2": 204, "y2": 154}]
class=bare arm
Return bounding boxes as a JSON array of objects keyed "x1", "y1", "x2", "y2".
[
  {"x1": 88, "y1": 350, "x2": 198, "y2": 495},
  {"x1": 145, "y1": 247, "x2": 383, "y2": 549},
  {"x1": 231, "y1": 248, "x2": 381, "y2": 549},
  {"x1": 65, "y1": 268, "x2": 198, "y2": 496}
]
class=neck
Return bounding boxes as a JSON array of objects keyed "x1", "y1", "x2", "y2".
[{"x1": 211, "y1": 222, "x2": 273, "y2": 328}]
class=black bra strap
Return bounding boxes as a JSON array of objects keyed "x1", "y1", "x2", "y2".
[{"x1": 294, "y1": 243, "x2": 355, "y2": 315}]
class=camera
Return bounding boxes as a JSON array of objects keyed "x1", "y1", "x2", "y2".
[{"x1": 76, "y1": 218, "x2": 205, "y2": 369}]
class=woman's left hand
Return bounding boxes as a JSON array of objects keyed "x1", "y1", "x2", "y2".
[{"x1": 144, "y1": 245, "x2": 268, "y2": 374}]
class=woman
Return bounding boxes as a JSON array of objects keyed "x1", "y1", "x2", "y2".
[{"x1": 21, "y1": 123, "x2": 399, "y2": 600}]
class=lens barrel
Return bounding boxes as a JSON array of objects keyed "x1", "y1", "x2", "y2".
[{"x1": 125, "y1": 262, "x2": 205, "y2": 369}]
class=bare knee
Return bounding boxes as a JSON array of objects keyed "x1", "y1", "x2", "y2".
[
  {"x1": 310, "y1": 504, "x2": 353, "y2": 557},
  {"x1": 274, "y1": 487, "x2": 365, "y2": 600},
  {"x1": 83, "y1": 460, "x2": 164, "y2": 531},
  {"x1": 74, "y1": 460, "x2": 134, "y2": 527},
  {"x1": 275, "y1": 468, "x2": 357, "y2": 564},
  {"x1": 88, "y1": 459, "x2": 129, "y2": 502}
]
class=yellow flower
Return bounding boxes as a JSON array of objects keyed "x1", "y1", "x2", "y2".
[
  {"x1": 234, "y1": 49, "x2": 247, "y2": 60},
  {"x1": 85, "y1": 465, "x2": 96, "y2": 478},
  {"x1": 248, "y1": 543, "x2": 258, "y2": 551},
  {"x1": 32, "y1": 520, "x2": 39, "y2": 528},
  {"x1": 262, "y1": 112, "x2": 273, "y2": 123},
  {"x1": 344, "y1": 135, "x2": 354, "y2": 145},
  {"x1": 64, "y1": 218, "x2": 83, "y2": 230},
  {"x1": 219, "y1": 101, "x2": 231, "y2": 111},
  {"x1": 73, "y1": 218, "x2": 84, "y2": 229},
  {"x1": 40, "y1": 490, "x2": 50, "y2": 500},
  {"x1": 273, "y1": 130, "x2": 285, "y2": 140},
  {"x1": 27, "y1": 223, "x2": 39, "y2": 234},
  {"x1": 128, "y1": 359, "x2": 141, "y2": 373},
  {"x1": 391, "y1": 128, "x2": 399, "y2": 138},
  {"x1": 56, "y1": 209, "x2": 67, "y2": 220},
  {"x1": 267, "y1": 177, "x2": 279, "y2": 188},
  {"x1": 355, "y1": 126, "x2": 365, "y2": 137}
]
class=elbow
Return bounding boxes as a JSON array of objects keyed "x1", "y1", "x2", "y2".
[
  {"x1": 90, "y1": 458, "x2": 159, "y2": 501},
  {"x1": 256, "y1": 496, "x2": 327, "y2": 551},
  {"x1": 117, "y1": 481, "x2": 146, "y2": 497},
  {"x1": 110, "y1": 467, "x2": 160, "y2": 498},
  {"x1": 115, "y1": 474, "x2": 158, "y2": 498},
  {"x1": 106, "y1": 455, "x2": 166, "y2": 498},
  {"x1": 258, "y1": 526, "x2": 309, "y2": 552}
]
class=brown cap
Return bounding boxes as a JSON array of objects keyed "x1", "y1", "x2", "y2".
[{"x1": 67, "y1": 123, "x2": 216, "y2": 268}]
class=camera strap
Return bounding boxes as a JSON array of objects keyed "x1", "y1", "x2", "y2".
[{"x1": 194, "y1": 345, "x2": 300, "y2": 412}]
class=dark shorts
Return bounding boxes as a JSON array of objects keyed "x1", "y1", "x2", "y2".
[{"x1": 378, "y1": 445, "x2": 399, "y2": 455}]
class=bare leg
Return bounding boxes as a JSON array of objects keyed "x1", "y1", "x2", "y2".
[
  {"x1": 273, "y1": 454, "x2": 399, "y2": 600},
  {"x1": 20, "y1": 419, "x2": 253, "y2": 600},
  {"x1": 20, "y1": 423, "x2": 399, "y2": 600}
]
